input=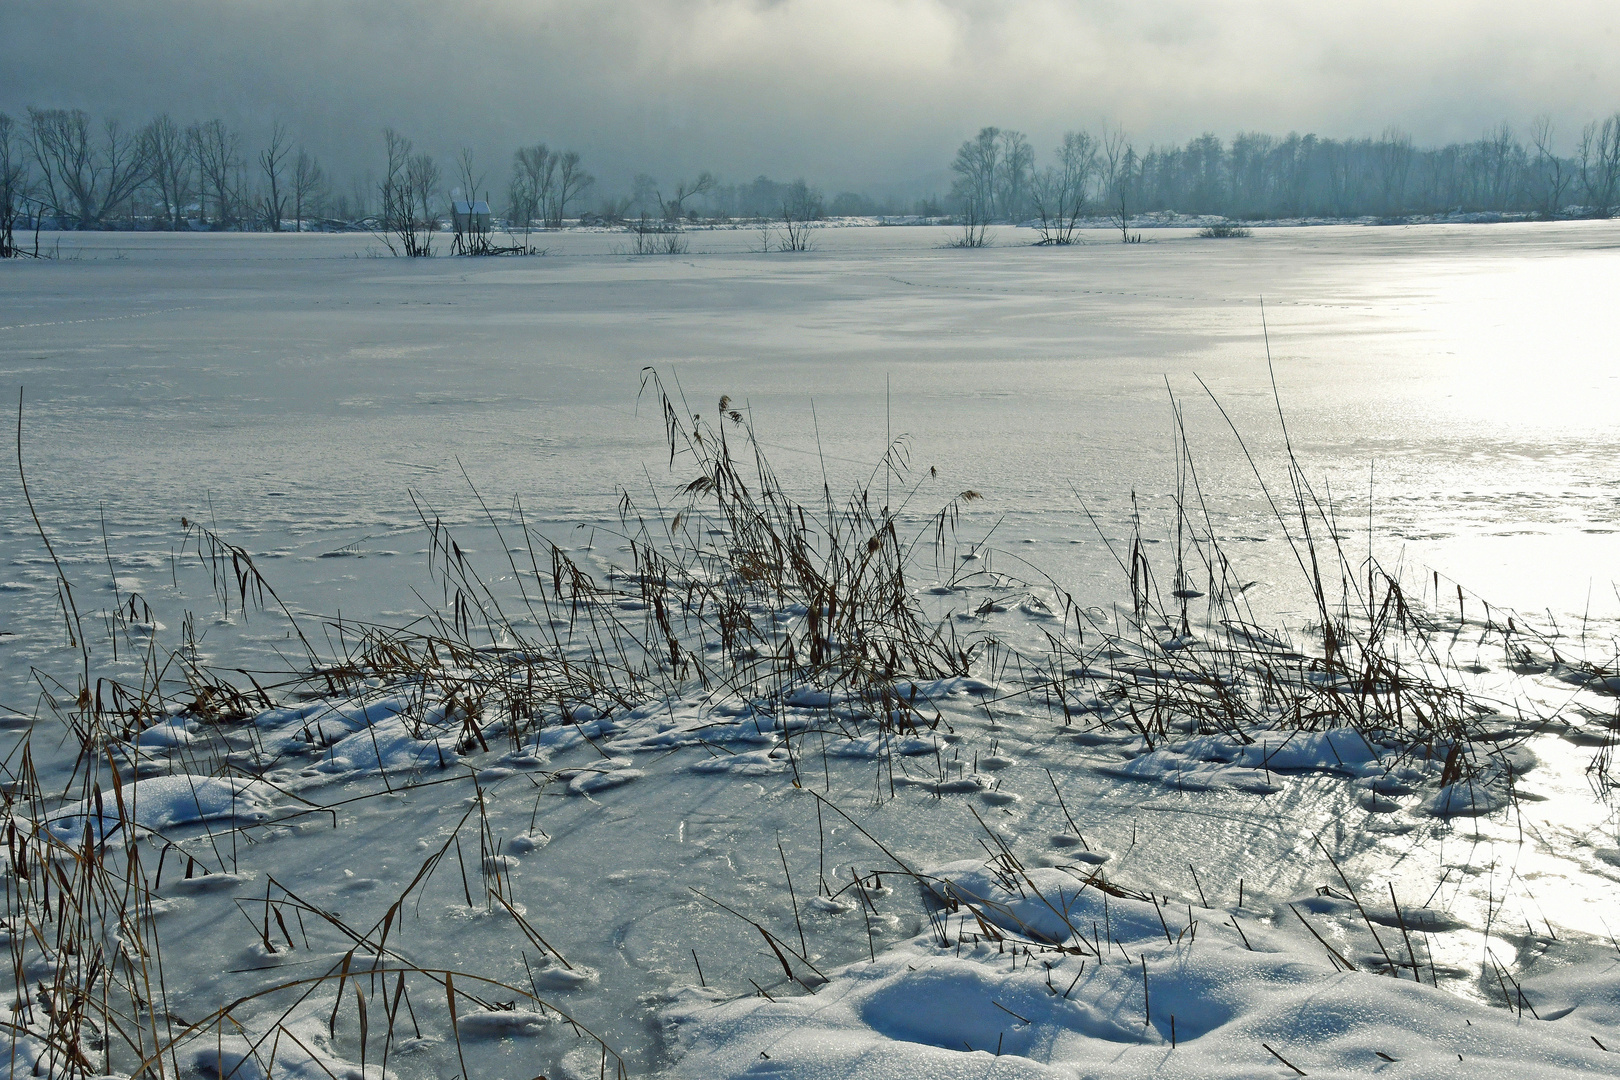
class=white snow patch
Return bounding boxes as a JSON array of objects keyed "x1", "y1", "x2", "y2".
[
  {"x1": 663, "y1": 858, "x2": 1620, "y2": 1079},
  {"x1": 43, "y1": 773, "x2": 275, "y2": 845},
  {"x1": 455, "y1": 1008, "x2": 551, "y2": 1037}
]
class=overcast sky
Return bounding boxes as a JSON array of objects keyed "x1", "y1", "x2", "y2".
[{"x1": 5, "y1": 0, "x2": 1618, "y2": 195}]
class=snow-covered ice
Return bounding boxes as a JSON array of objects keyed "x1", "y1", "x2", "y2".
[
  {"x1": 664, "y1": 858, "x2": 1620, "y2": 1079},
  {"x1": 5, "y1": 223, "x2": 1620, "y2": 1079}
]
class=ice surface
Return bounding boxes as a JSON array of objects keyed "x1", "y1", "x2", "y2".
[
  {"x1": 5, "y1": 222, "x2": 1620, "y2": 705},
  {"x1": 6, "y1": 224, "x2": 1620, "y2": 1079}
]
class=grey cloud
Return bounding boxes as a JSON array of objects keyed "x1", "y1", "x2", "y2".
[{"x1": 2, "y1": 0, "x2": 1616, "y2": 193}]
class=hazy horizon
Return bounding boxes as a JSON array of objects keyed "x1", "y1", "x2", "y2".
[{"x1": 5, "y1": 0, "x2": 1619, "y2": 198}]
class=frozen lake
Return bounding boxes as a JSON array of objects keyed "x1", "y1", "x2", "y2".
[
  {"x1": 4, "y1": 222, "x2": 1620, "y2": 1079},
  {"x1": 5, "y1": 222, "x2": 1620, "y2": 697}
]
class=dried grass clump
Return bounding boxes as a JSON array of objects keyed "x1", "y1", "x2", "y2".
[
  {"x1": 622, "y1": 371, "x2": 981, "y2": 701},
  {"x1": 234, "y1": 369, "x2": 997, "y2": 764},
  {"x1": 1025, "y1": 382, "x2": 1530, "y2": 794}
]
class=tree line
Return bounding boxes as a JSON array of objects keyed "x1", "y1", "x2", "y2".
[
  {"x1": 0, "y1": 109, "x2": 614, "y2": 253},
  {"x1": 950, "y1": 116, "x2": 1620, "y2": 244},
  {"x1": 0, "y1": 107, "x2": 857, "y2": 258},
  {"x1": 0, "y1": 109, "x2": 341, "y2": 253},
  {"x1": 7, "y1": 104, "x2": 1620, "y2": 259},
  {"x1": 0, "y1": 109, "x2": 607, "y2": 238}
]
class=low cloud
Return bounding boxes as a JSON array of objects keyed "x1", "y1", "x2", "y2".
[{"x1": 3, "y1": 0, "x2": 1616, "y2": 193}]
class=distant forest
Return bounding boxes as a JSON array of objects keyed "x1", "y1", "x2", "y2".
[
  {"x1": 3, "y1": 105, "x2": 1620, "y2": 256},
  {"x1": 948, "y1": 118, "x2": 1620, "y2": 232}
]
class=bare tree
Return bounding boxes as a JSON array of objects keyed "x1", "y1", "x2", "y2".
[
  {"x1": 27, "y1": 108, "x2": 148, "y2": 228},
  {"x1": 547, "y1": 151, "x2": 594, "y2": 227},
  {"x1": 776, "y1": 179, "x2": 822, "y2": 251},
  {"x1": 190, "y1": 119, "x2": 242, "y2": 227},
  {"x1": 1578, "y1": 113, "x2": 1620, "y2": 218},
  {"x1": 1528, "y1": 116, "x2": 1572, "y2": 218},
  {"x1": 140, "y1": 114, "x2": 192, "y2": 229},
  {"x1": 0, "y1": 112, "x2": 35, "y2": 256},
  {"x1": 407, "y1": 150, "x2": 440, "y2": 228},
  {"x1": 1472, "y1": 123, "x2": 1524, "y2": 211},
  {"x1": 257, "y1": 121, "x2": 291, "y2": 231},
  {"x1": 658, "y1": 171, "x2": 715, "y2": 222},
  {"x1": 1031, "y1": 130, "x2": 1097, "y2": 244},
  {"x1": 291, "y1": 148, "x2": 325, "y2": 232},
  {"x1": 1418, "y1": 143, "x2": 1462, "y2": 215},
  {"x1": 377, "y1": 128, "x2": 433, "y2": 256},
  {"x1": 449, "y1": 148, "x2": 497, "y2": 254},
  {"x1": 509, "y1": 143, "x2": 557, "y2": 244},
  {"x1": 454, "y1": 147, "x2": 485, "y2": 206},
  {"x1": 1373, "y1": 127, "x2": 1414, "y2": 215},
  {"x1": 950, "y1": 127, "x2": 1000, "y2": 221},
  {"x1": 629, "y1": 173, "x2": 660, "y2": 218},
  {"x1": 1101, "y1": 126, "x2": 1140, "y2": 243},
  {"x1": 948, "y1": 194, "x2": 992, "y2": 248},
  {"x1": 99, "y1": 117, "x2": 151, "y2": 226},
  {"x1": 996, "y1": 130, "x2": 1034, "y2": 221}
]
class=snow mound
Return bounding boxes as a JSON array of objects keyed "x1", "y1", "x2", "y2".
[
  {"x1": 43, "y1": 773, "x2": 275, "y2": 845},
  {"x1": 663, "y1": 858, "x2": 1620, "y2": 1079},
  {"x1": 1092, "y1": 726, "x2": 1525, "y2": 814},
  {"x1": 456, "y1": 1008, "x2": 550, "y2": 1037},
  {"x1": 238, "y1": 695, "x2": 464, "y2": 780},
  {"x1": 1426, "y1": 779, "x2": 1511, "y2": 817},
  {"x1": 565, "y1": 762, "x2": 644, "y2": 794},
  {"x1": 690, "y1": 749, "x2": 787, "y2": 775},
  {"x1": 187, "y1": 1004, "x2": 383, "y2": 1079},
  {"x1": 132, "y1": 716, "x2": 198, "y2": 748}
]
